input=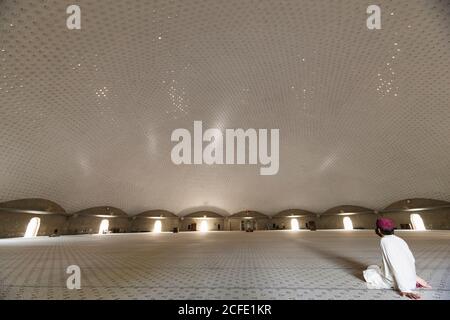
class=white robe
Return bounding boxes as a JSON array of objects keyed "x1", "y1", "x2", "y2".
[{"x1": 363, "y1": 235, "x2": 417, "y2": 293}]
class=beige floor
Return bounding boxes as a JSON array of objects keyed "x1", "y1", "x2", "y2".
[{"x1": 0, "y1": 230, "x2": 448, "y2": 300}]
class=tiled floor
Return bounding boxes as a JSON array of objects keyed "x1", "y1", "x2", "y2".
[{"x1": 0, "y1": 230, "x2": 448, "y2": 300}]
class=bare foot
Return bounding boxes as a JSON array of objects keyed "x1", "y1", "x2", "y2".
[{"x1": 416, "y1": 276, "x2": 432, "y2": 289}]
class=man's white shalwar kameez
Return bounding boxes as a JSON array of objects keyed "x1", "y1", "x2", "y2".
[{"x1": 363, "y1": 235, "x2": 417, "y2": 293}]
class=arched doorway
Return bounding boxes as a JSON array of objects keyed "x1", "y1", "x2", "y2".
[
  {"x1": 290, "y1": 218, "x2": 300, "y2": 231},
  {"x1": 200, "y1": 219, "x2": 208, "y2": 232},
  {"x1": 343, "y1": 217, "x2": 353, "y2": 230},
  {"x1": 241, "y1": 219, "x2": 256, "y2": 231},
  {"x1": 24, "y1": 217, "x2": 40, "y2": 238},
  {"x1": 410, "y1": 214, "x2": 426, "y2": 231},
  {"x1": 153, "y1": 220, "x2": 162, "y2": 233},
  {"x1": 98, "y1": 219, "x2": 109, "y2": 234}
]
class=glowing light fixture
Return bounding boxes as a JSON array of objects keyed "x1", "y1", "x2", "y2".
[
  {"x1": 98, "y1": 219, "x2": 109, "y2": 234},
  {"x1": 24, "y1": 217, "x2": 40, "y2": 238},
  {"x1": 343, "y1": 217, "x2": 353, "y2": 230},
  {"x1": 410, "y1": 214, "x2": 426, "y2": 231},
  {"x1": 290, "y1": 218, "x2": 300, "y2": 231},
  {"x1": 153, "y1": 220, "x2": 162, "y2": 233}
]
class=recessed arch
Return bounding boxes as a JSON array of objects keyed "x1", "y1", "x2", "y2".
[
  {"x1": 75, "y1": 206, "x2": 128, "y2": 217},
  {"x1": 384, "y1": 198, "x2": 450, "y2": 211},
  {"x1": 0, "y1": 198, "x2": 66, "y2": 214},
  {"x1": 322, "y1": 205, "x2": 373, "y2": 215}
]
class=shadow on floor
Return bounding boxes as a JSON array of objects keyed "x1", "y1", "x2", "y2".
[{"x1": 299, "y1": 241, "x2": 368, "y2": 281}]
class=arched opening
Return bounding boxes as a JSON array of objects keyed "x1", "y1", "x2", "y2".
[
  {"x1": 98, "y1": 219, "x2": 109, "y2": 234},
  {"x1": 290, "y1": 218, "x2": 299, "y2": 231},
  {"x1": 242, "y1": 219, "x2": 256, "y2": 231},
  {"x1": 199, "y1": 219, "x2": 208, "y2": 232},
  {"x1": 153, "y1": 220, "x2": 162, "y2": 233},
  {"x1": 410, "y1": 214, "x2": 426, "y2": 231},
  {"x1": 343, "y1": 217, "x2": 353, "y2": 230},
  {"x1": 24, "y1": 217, "x2": 40, "y2": 238}
]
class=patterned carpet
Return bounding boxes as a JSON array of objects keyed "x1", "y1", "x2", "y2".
[{"x1": 0, "y1": 230, "x2": 448, "y2": 300}]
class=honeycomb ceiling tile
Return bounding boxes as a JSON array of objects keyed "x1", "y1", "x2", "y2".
[{"x1": 0, "y1": 0, "x2": 449, "y2": 215}]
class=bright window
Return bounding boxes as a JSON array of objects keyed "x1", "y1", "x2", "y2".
[
  {"x1": 343, "y1": 217, "x2": 353, "y2": 230},
  {"x1": 153, "y1": 220, "x2": 162, "y2": 233},
  {"x1": 290, "y1": 218, "x2": 299, "y2": 231},
  {"x1": 98, "y1": 219, "x2": 109, "y2": 234},
  {"x1": 24, "y1": 217, "x2": 40, "y2": 238},
  {"x1": 410, "y1": 214, "x2": 426, "y2": 231},
  {"x1": 200, "y1": 219, "x2": 208, "y2": 232}
]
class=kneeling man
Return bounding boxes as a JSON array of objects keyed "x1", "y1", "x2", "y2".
[{"x1": 363, "y1": 218, "x2": 431, "y2": 299}]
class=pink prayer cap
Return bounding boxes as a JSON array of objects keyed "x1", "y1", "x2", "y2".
[{"x1": 376, "y1": 218, "x2": 396, "y2": 230}]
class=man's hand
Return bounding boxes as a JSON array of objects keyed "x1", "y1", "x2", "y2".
[{"x1": 400, "y1": 291, "x2": 421, "y2": 300}]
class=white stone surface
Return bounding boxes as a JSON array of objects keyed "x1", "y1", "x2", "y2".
[
  {"x1": 1, "y1": 0, "x2": 450, "y2": 214},
  {"x1": 0, "y1": 230, "x2": 448, "y2": 300}
]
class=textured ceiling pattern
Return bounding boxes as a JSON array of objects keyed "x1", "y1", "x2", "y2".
[{"x1": 0, "y1": 0, "x2": 449, "y2": 215}]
